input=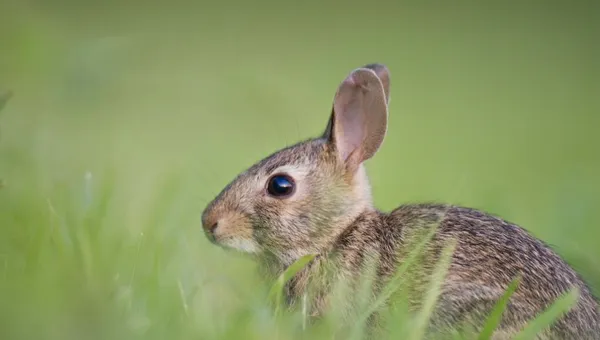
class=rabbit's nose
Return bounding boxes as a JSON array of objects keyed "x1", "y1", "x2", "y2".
[
  {"x1": 207, "y1": 221, "x2": 219, "y2": 233},
  {"x1": 202, "y1": 213, "x2": 219, "y2": 234},
  {"x1": 202, "y1": 217, "x2": 219, "y2": 243}
]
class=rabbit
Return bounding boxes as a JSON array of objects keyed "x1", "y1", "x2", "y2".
[{"x1": 201, "y1": 63, "x2": 600, "y2": 339}]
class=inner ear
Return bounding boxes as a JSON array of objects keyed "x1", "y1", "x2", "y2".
[{"x1": 324, "y1": 67, "x2": 388, "y2": 169}]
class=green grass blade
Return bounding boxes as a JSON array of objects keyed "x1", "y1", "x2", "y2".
[
  {"x1": 354, "y1": 223, "x2": 440, "y2": 326},
  {"x1": 268, "y1": 254, "x2": 316, "y2": 315},
  {"x1": 408, "y1": 238, "x2": 458, "y2": 340},
  {"x1": 348, "y1": 251, "x2": 384, "y2": 340},
  {"x1": 477, "y1": 276, "x2": 521, "y2": 340},
  {"x1": 513, "y1": 287, "x2": 580, "y2": 340}
]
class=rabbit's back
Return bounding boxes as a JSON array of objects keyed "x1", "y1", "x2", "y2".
[{"x1": 383, "y1": 204, "x2": 600, "y2": 339}]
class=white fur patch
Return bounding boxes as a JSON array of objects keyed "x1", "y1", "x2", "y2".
[
  {"x1": 353, "y1": 165, "x2": 373, "y2": 206},
  {"x1": 221, "y1": 237, "x2": 260, "y2": 254}
]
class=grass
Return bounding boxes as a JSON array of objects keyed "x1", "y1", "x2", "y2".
[
  {"x1": 477, "y1": 276, "x2": 522, "y2": 340},
  {"x1": 0, "y1": 1, "x2": 599, "y2": 339},
  {"x1": 513, "y1": 288, "x2": 581, "y2": 340},
  {"x1": 268, "y1": 253, "x2": 316, "y2": 318}
]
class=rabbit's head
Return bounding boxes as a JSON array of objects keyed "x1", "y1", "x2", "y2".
[{"x1": 202, "y1": 64, "x2": 391, "y2": 265}]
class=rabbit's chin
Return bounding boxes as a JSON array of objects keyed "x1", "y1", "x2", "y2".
[{"x1": 217, "y1": 237, "x2": 261, "y2": 254}]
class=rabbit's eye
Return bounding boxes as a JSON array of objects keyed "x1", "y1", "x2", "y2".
[{"x1": 266, "y1": 174, "x2": 295, "y2": 198}]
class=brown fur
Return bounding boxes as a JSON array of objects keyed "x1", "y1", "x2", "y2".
[{"x1": 201, "y1": 64, "x2": 600, "y2": 339}]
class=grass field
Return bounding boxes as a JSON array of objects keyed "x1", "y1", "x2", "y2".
[{"x1": 0, "y1": 1, "x2": 599, "y2": 339}]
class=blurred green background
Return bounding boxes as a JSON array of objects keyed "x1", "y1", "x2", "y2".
[{"x1": 0, "y1": 0, "x2": 599, "y2": 339}]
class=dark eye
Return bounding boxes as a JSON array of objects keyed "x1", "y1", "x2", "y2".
[{"x1": 266, "y1": 174, "x2": 295, "y2": 198}]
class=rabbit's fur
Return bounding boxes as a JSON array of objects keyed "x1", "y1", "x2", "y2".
[{"x1": 201, "y1": 64, "x2": 600, "y2": 339}]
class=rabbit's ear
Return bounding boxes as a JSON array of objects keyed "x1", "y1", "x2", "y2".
[
  {"x1": 363, "y1": 63, "x2": 390, "y2": 105},
  {"x1": 323, "y1": 64, "x2": 389, "y2": 170}
]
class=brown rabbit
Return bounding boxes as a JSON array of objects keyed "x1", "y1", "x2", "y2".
[{"x1": 201, "y1": 64, "x2": 600, "y2": 339}]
